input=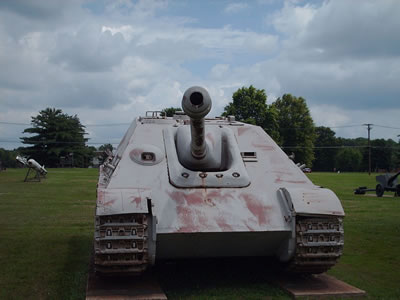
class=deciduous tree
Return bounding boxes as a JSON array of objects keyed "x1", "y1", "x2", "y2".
[
  {"x1": 272, "y1": 94, "x2": 316, "y2": 166},
  {"x1": 160, "y1": 107, "x2": 182, "y2": 117},
  {"x1": 313, "y1": 126, "x2": 339, "y2": 171},
  {"x1": 335, "y1": 148, "x2": 363, "y2": 171},
  {"x1": 223, "y1": 85, "x2": 280, "y2": 141}
]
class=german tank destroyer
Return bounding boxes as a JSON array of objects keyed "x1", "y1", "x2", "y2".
[{"x1": 94, "y1": 86, "x2": 344, "y2": 274}]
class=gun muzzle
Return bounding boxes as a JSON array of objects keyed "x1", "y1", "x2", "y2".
[{"x1": 181, "y1": 86, "x2": 212, "y2": 159}]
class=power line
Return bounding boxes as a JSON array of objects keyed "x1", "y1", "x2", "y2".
[
  {"x1": 85, "y1": 123, "x2": 131, "y2": 127},
  {"x1": 2, "y1": 139, "x2": 396, "y2": 149},
  {"x1": 282, "y1": 145, "x2": 369, "y2": 149},
  {"x1": 374, "y1": 124, "x2": 400, "y2": 130},
  {"x1": 0, "y1": 121, "x2": 131, "y2": 127},
  {"x1": 324, "y1": 124, "x2": 363, "y2": 128},
  {"x1": 2, "y1": 120, "x2": 400, "y2": 131},
  {"x1": 0, "y1": 121, "x2": 30, "y2": 125},
  {"x1": 282, "y1": 145, "x2": 400, "y2": 149},
  {"x1": 0, "y1": 140, "x2": 119, "y2": 145}
]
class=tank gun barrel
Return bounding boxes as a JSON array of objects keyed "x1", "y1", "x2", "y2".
[
  {"x1": 181, "y1": 86, "x2": 212, "y2": 159},
  {"x1": 388, "y1": 170, "x2": 400, "y2": 187}
]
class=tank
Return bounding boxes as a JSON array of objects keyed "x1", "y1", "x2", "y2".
[{"x1": 94, "y1": 86, "x2": 344, "y2": 274}]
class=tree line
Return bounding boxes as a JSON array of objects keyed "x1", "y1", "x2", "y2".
[
  {"x1": 1, "y1": 86, "x2": 399, "y2": 171},
  {"x1": 221, "y1": 86, "x2": 400, "y2": 172}
]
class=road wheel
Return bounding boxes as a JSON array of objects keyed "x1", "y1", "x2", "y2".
[{"x1": 376, "y1": 184, "x2": 384, "y2": 197}]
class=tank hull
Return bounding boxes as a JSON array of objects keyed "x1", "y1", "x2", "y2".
[{"x1": 94, "y1": 94, "x2": 344, "y2": 275}]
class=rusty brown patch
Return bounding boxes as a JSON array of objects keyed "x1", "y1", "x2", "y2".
[
  {"x1": 275, "y1": 176, "x2": 306, "y2": 184},
  {"x1": 130, "y1": 148, "x2": 143, "y2": 158},
  {"x1": 215, "y1": 215, "x2": 233, "y2": 231},
  {"x1": 168, "y1": 189, "x2": 241, "y2": 232},
  {"x1": 237, "y1": 126, "x2": 251, "y2": 136},
  {"x1": 242, "y1": 193, "x2": 271, "y2": 225},
  {"x1": 131, "y1": 196, "x2": 142, "y2": 206},
  {"x1": 207, "y1": 190, "x2": 233, "y2": 202},
  {"x1": 176, "y1": 206, "x2": 196, "y2": 232},
  {"x1": 103, "y1": 199, "x2": 117, "y2": 206},
  {"x1": 167, "y1": 191, "x2": 204, "y2": 206},
  {"x1": 97, "y1": 190, "x2": 105, "y2": 204},
  {"x1": 252, "y1": 142, "x2": 274, "y2": 151},
  {"x1": 197, "y1": 212, "x2": 209, "y2": 228}
]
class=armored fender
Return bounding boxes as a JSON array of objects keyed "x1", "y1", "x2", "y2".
[{"x1": 94, "y1": 86, "x2": 344, "y2": 274}]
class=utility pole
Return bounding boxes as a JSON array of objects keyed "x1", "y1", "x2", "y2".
[{"x1": 363, "y1": 124, "x2": 373, "y2": 175}]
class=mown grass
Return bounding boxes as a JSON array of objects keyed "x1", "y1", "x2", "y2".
[
  {"x1": 308, "y1": 172, "x2": 400, "y2": 299},
  {"x1": 0, "y1": 168, "x2": 97, "y2": 300},
  {"x1": 0, "y1": 169, "x2": 399, "y2": 299}
]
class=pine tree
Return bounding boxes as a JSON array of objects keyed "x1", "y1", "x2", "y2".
[{"x1": 21, "y1": 108, "x2": 91, "y2": 167}]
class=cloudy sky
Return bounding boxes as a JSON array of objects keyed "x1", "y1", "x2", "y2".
[{"x1": 1, "y1": 0, "x2": 400, "y2": 150}]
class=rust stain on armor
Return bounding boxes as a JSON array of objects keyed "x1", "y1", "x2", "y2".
[
  {"x1": 242, "y1": 193, "x2": 271, "y2": 225},
  {"x1": 215, "y1": 215, "x2": 233, "y2": 231},
  {"x1": 237, "y1": 126, "x2": 251, "y2": 136},
  {"x1": 130, "y1": 148, "x2": 143, "y2": 157},
  {"x1": 168, "y1": 189, "x2": 236, "y2": 207},
  {"x1": 176, "y1": 206, "x2": 196, "y2": 232},
  {"x1": 252, "y1": 142, "x2": 274, "y2": 151},
  {"x1": 103, "y1": 199, "x2": 117, "y2": 206},
  {"x1": 97, "y1": 190, "x2": 105, "y2": 204},
  {"x1": 167, "y1": 191, "x2": 204, "y2": 206},
  {"x1": 131, "y1": 196, "x2": 142, "y2": 206},
  {"x1": 169, "y1": 189, "x2": 234, "y2": 232},
  {"x1": 275, "y1": 176, "x2": 306, "y2": 184},
  {"x1": 197, "y1": 212, "x2": 209, "y2": 228}
]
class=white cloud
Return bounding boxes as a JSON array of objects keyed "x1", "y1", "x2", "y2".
[
  {"x1": 1, "y1": 0, "x2": 400, "y2": 150},
  {"x1": 267, "y1": 1, "x2": 316, "y2": 35},
  {"x1": 310, "y1": 105, "x2": 351, "y2": 128},
  {"x1": 284, "y1": 0, "x2": 400, "y2": 60},
  {"x1": 100, "y1": 24, "x2": 278, "y2": 58},
  {"x1": 224, "y1": 3, "x2": 248, "y2": 14},
  {"x1": 50, "y1": 26, "x2": 129, "y2": 72},
  {"x1": 210, "y1": 64, "x2": 230, "y2": 79}
]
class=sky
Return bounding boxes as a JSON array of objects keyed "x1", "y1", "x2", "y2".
[{"x1": 0, "y1": 0, "x2": 400, "y2": 150}]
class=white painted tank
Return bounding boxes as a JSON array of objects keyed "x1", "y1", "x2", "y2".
[{"x1": 93, "y1": 87, "x2": 344, "y2": 275}]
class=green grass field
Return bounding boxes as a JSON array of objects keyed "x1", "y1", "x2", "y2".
[{"x1": 0, "y1": 168, "x2": 399, "y2": 299}]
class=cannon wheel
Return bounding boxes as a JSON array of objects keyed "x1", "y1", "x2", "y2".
[{"x1": 376, "y1": 184, "x2": 384, "y2": 197}]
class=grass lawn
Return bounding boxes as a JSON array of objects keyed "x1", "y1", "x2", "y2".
[
  {"x1": 0, "y1": 168, "x2": 399, "y2": 299},
  {"x1": 0, "y1": 168, "x2": 96, "y2": 300}
]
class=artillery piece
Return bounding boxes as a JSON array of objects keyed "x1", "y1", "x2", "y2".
[
  {"x1": 94, "y1": 86, "x2": 345, "y2": 275},
  {"x1": 355, "y1": 171, "x2": 400, "y2": 197},
  {"x1": 376, "y1": 171, "x2": 400, "y2": 197},
  {"x1": 16, "y1": 156, "x2": 47, "y2": 182}
]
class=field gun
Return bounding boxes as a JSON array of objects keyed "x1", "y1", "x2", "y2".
[
  {"x1": 16, "y1": 156, "x2": 47, "y2": 182},
  {"x1": 354, "y1": 170, "x2": 400, "y2": 197}
]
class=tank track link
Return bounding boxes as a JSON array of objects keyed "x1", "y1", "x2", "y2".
[
  {"x1": 94, "y1": 213, "x2": 150, "y2": 274},
  {"x1": 288, "y1": 216, "x2": 344, "y2": 274}
]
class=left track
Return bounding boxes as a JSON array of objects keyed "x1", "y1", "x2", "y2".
[{"x1": 94, "y1": 213, "x2": 151, "y2": 274}]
